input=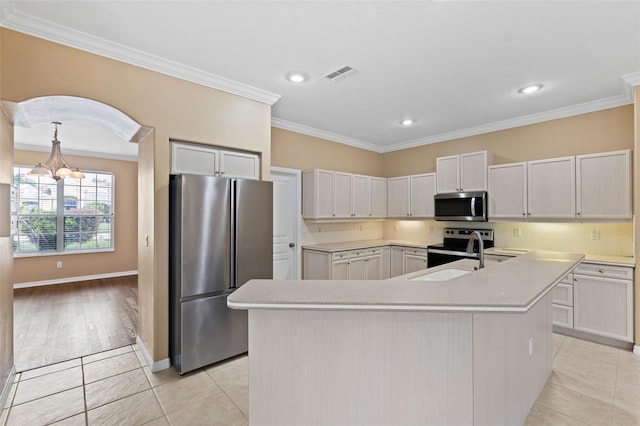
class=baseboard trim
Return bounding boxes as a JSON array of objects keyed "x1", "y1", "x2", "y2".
[
  {"x1": 136, "y1": 336, "x2": 171, "y2": 372},
  {"x1": 0, "y1": 365, "x2": 16, "y2": 412},
  {"x1": 13, "y1": 270, "x2": 138, "y2": 289},
  {"x1": 633, "y1": 345, "x2": 640, "y2": 356}
]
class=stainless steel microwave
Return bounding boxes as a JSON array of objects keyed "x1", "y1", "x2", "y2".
[{"x1": 434, "y1": 191, "x2": 488, "y2": 222}]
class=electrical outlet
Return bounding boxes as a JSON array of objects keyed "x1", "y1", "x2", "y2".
[
  {"x1": 429, "y1": 225, "x2": 434, "y2": 233},
  {"x1": 359, "y1": 224, "x2": 363, "y2": 231},
  {"x1": 393, "y1": 225, "x2": 398, "y2": 231},
  {"x1": 528, "y1": 337, "x2": 534, "y2": 357},
  {"x1": 591, "y1": 230, "x2": 600, "y2": 240},
  {"x1": 56, "y1": 261, "x2": 63, "y2": 269},
  {"x1": 513, "y1": 227, "x2": 521, "y2": 237}
]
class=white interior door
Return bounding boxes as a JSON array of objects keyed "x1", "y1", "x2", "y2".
[{"x1": 271, "y1": 167, "x2": 301, "y2": 280}]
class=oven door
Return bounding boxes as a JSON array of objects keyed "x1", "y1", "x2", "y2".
[{"x1": 427, "y1": 248, "x2": 477, "y2": 268}]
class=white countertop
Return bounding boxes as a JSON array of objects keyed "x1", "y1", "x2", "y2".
[
  {"x1": 302, "y1": 239, "x2": 436, "y2": 252},
  {"x1": 229, "y1": 251, "x2": 584, "y2": 313},
  {"x1": 486, "y1": 247, "x2": 634, "y2": 267}
]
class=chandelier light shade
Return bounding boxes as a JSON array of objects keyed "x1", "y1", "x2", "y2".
[{"x1": 29, "y1": 122, "x2": 85, "y2": 180}]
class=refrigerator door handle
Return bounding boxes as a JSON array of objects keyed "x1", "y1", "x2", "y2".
[{"x1": 230, "y1": 179, "x2": 237, "y2": 288}]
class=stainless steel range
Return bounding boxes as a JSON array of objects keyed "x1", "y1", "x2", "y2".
[{"x1": 427, "y1": 228, "x2": 494, "y2": 268}]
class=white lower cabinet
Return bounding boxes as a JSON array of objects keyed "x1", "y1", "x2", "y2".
[
  {"x1": 573, "y1": 264, "x2": 634, "y2": 342},
  {"x1": 553, "y1": 262, "x2": 634, "y2": 343},
  {"x1": 304, "y1": 245, "x2": 422, "y2": 280},
  {"x1": 552, "y1": 272, "x2": 574, "y2": 329},
  {"x1": 404, "y1": 248, "x2": 428, "y2": 274}
]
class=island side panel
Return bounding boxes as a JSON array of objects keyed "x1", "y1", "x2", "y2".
[
  {"x1": 248, "y1": 309, "x2": 474, "y2": 426},
  {"x1": 472, "y1": 292, "x2": 553, "y2": 426}
]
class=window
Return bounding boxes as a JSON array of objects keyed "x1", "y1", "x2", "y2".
[{"x1": 13, "y1": 166, "x2": 114, "y2": 254}]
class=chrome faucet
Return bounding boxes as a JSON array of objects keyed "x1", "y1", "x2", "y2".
[{"x1": 466, "y1": 230, "x2": 485, "y2": 269}]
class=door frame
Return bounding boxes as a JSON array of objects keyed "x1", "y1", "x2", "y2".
[{"x1": 271, "y1": 166, "x2": 302, "y2": 279}]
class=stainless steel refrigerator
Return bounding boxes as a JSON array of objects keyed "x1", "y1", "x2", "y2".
[{"x1": 169, "y1": 173, "x2": 273, "y2": 374}]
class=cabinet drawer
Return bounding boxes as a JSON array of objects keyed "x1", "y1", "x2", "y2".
[
  {"x1": 349, "y1": 249, "x2": 367, "y2": 258},
  {"x1": 559, "y1": 272, "x2": 573, "y2": 286},
  {"x1": 366, "y1": 247, "x2": 383, "y2": 256},
  {"x1": 574, "y1": 263, "x2": 633, "y2": 280},
  {"x1": 332, "y1": 251, "x2": 350, "y2": 260},
  {"x1": 552, "y1": 304, "x2": 573, "y2": 328},
  {"x1": 552, "y1": 283, "x2": 573, "y2": 307},
  {"x1": 404, "y1": 248, "x2": 427, "y2": 256}
]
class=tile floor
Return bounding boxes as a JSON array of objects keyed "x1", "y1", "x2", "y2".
[{"x1": 1, "y1": 333, "x2": 639, "y2": 425}]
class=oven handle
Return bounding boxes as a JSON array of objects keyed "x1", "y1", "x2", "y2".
[
  {"x1": 471, "y1": 197, "x2": 476, "y2": 217},
  {"x1": 427, "y1": 248, "x2": 478, "y2": 257}
]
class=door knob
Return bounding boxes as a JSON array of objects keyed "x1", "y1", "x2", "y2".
[{"x1": 289, "y1": 242, "x2": 295, "y2": 248}]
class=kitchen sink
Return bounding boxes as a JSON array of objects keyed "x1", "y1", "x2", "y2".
[{"x1": 410, "y1": 268, "x2": 471, "y2": 281}]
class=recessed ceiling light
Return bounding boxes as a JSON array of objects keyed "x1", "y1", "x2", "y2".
[
  {"x1": 286, "y1": 72, "x2": 308, "y2": 83},
  {"x1": 400, "y1": 118, "x2": 415, "y2": 126},
  {"x1": 518, "y1": 84, "x2": 544, "y2": 95}
]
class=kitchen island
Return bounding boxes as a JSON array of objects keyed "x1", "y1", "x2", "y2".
[{"x1": 228, "y1": 251, "x2": 583, "y2": 425}]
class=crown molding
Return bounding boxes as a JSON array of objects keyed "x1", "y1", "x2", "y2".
[
  {"x1": 381, "y1": 93, "x2": 633, "y2": 153},
  {"x1": 0, "y1": 6, "x2": 281, "y2": 106},
  {"x1": 15, "y1": 143, "x2": 138, "y2": 162},
  {"x1": 271, "y1": 118, "x2": 384, "y2": 153}
]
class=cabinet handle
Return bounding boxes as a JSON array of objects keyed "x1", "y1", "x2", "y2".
[
  {"x1": 598, "y1": 269, "x2": 604, "y2": 274},
  {"x1": 527, "y1": 212, "x2": 531, "y2": 216},
  {"x1": 522, "y1": 213, "x2": 526, "y2": 216},
  {"x1": 574, "y1": 277, "x2": 578, "y2": 282},
  {"x1": 577, "y1": 212, "x2": 581, "y2": 216},
  {"x1": 333, "y1": 214, "x2": 336, "y2": 217},
  {"x1": 220, "y1": 171, "x2": 225, "y2": 175}
]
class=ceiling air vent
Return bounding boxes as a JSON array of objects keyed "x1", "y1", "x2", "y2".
[{"x1": 324, "y1": 66, "x2": 358, "y2": 82}]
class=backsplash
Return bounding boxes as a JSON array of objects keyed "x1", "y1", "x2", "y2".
[
  {"x1": 302, "y1": 221, "x2": 383, "y2": 246},
  {"x1": 491, "y1": 222, "x2": 633, "y2": 257},
  {"x1": 304, "y1": 219, "x2": 634, "y2": 257}
]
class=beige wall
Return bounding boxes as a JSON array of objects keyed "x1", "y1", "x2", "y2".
[
  {"x1": 1, "y1": 29, "x2": 271, "y2": 363},
  {"x1": 0, "y1": 107, "x2": 15, "y2": 398},
  {"x1": 12, "y1": 150, "x2": 137, "y2": 283},
  {"x1": 272, "y1": 127, "x2": 384, "y2": 176},
  {"x1": 384, "y1": 106, "x2": 634, "y2": 177}
]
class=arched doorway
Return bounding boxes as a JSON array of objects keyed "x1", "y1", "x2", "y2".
[{"x1": 2, "y1": 95, "x2": 152, "y2": 371}]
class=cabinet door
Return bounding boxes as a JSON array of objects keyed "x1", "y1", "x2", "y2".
[
  {"x1": 171, "y1": 142, "x2": 218, "y2": 175},
  {"x1": 436, "y1": 155, "x2": 460, "y2": 193},
  {"x1": 331, "y1": 259, "x2": 350, "y2": 280},
  {"x1": 460, "y1": 151, "x2": 488, "y2": 191},
  {"x1": 488, "y1": 162, "x2": 527, "y2": 219},
  {"x1": 576, "y1": 150, "x2": 631, "y2": 219},
  {"x1": 302, "y1": 170, "x2": 335, "y2": 219},
  {"x1": 390, "y1": 246, "x2": 405, "y2": 277},
  {"x1": 573, "y1": 275, "x2": 633, "y2": 342},
  {"x1": 302, "y1": 250, "x2": 331, "y2": 280},
  {"x1": 365, "y1": 254, "x2": 382, "y2": 280},
  {"x1": 405, "y1": 255, "x2": 427, "y2": 274},
  {"x1": 368, "y1": 177, "x2": 387, "y2": 218},
  {"x1": 219, "y1": 150, "x2": 260, "y2": 179},
  {"x1": 410, "y1": 173, "x2": 436, "y2": 217},
  {"x1": 527, "y1": 156, "x2": 575, "y2": 219},
  {"x1": 380, "y1": 246, "x2": 391, "y2": 280},
  {"x1": 333, "y1": 172, "x2": 353, "y2": 218},
  {"x1": 348, "y1": 256, "x2": 367, "y2": 280},
  {"x1": 387, "y1": 177, "x2": 410, "y2": 217},
  {"x1": 351, "y1": 174, "x2": 370, "y2": 218}
]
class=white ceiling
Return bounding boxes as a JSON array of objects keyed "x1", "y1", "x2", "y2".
[{"x1": 3, "y1": 1, "x2": 640, "y2": 158}]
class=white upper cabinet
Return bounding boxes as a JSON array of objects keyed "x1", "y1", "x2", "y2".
[
  {"x1": 352, "y1": 174, "x2": 370, "y2": 218},
  {"x1": 488, "y1": 162, "x2": 527, "y2": 220},
  {"x1": 436, "y1": 151, "x2": 490, "y2": 193},
  {"x1": 527, "y1": 156, "x2": 576, "y2": 219},
  {"x1": 410, "y1": 173, "x2": 436, "y2": 217},
  {"x1": 303, "y1": 169, "x2": 335, "y2": 219},
  {"x1": 387, "y1": 176, "x2": 410, "y2": 217},
  {"x1": 576, "y1": 150, "x2": 631, "y2": 219},
  {"x1": 303, "y1": 170, "x2": 386, "y2": 220},
  {"x1": 387, "y1": 173, "x2": 435, "y2": 218},
  {"x1": 171, "y1": 141, "x2": 259, "y2": 179},
  {"x1": 368, "y1": 177, "x2": 387, "y2": 218},
  {"x1": 333, "y1": 172, "x2": 353, "y2": 219}
]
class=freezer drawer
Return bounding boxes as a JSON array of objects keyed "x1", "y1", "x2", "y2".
[{"x1": 172, "y1": 293, "x2": 248, "y2": 374}]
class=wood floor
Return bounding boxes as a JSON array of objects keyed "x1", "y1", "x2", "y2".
[{"x1": 13, "y1": 275, "x2": 138, "y2": 372}]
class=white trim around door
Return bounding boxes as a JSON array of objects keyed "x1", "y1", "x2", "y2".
[{"x1": 271, "y1": 167, "x2": 302, "y2": 280}]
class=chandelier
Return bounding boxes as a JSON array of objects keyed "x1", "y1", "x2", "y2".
[{"x1": 29, "y1": 122, "x2": 85, "y2": 180}]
